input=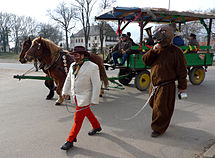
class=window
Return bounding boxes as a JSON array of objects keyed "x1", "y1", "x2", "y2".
[
  {"x1": 95, "y1": 36, "x2": 97, "y2": 40},
  {"x1": 81, "y1": 39, "x2": 83, "y2": 43},
  {"x1": 76, "y1": 39, "x2": 77, "y2": 43},
  {"x1": 89, "y1": 43, "x2": 91, "y2": 47}
]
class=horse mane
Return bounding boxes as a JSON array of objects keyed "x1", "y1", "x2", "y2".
[{"x1": 32, "y1": 37, "x2": 61, "y2": 64}]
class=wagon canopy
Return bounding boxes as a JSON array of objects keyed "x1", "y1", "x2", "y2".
[
  {"x1": 96, "y1": 7, "x2": 215, "y2": 45},
  {"x1": 95, "y1": 7, "x2": 215, "y2": 23}
]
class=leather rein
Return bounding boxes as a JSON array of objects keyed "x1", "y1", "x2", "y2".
[{"x1": 29, "y1": 42, "x2": 69, "y2": 75}]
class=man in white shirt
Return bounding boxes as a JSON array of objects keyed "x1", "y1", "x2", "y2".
[{"x1": 61, "y1": 46, "x2": 102, "y2": 150}]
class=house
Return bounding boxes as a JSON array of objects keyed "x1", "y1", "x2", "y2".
[{"x1": 70, "y1": 24, "x2": 118, "y2": 52}]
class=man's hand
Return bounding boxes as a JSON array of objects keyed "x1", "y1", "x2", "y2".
[
  {"x1": 63, "y1": 94, "x2": 69, "y2": 99},
  {"x1": 153, "y1": 43, "x2": 161, "y2": 51},
  {"x1": 179, "y1": 89, "x2": 186, "y2": 93},
  {"x1": 122, "y1": 51, "x2": 126, "y2": 54}
]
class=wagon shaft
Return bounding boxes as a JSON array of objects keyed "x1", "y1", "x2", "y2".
[{"x1": 13, "y1": 75, "x2": 53, "y2": 81}]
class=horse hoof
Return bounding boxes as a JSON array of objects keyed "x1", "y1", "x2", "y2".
[
  {"x1": 55, "y1": 102, "x2": 61, "y2": 106},
  {"x1": 46, "y1": 91, "x2": 54, "y2": 100},
  {"x1": 46, "y1": 96, "x2": 53, "y2": 100}
]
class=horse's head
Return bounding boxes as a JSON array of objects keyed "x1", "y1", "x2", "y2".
[
  {"x1": 19, "y1": 37, "x2": 32, "y2": 63},
  {"x1": 25, "y1": 36, "x2": 44, "y2": 62}
]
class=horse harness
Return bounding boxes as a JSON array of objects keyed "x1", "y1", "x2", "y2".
[{"x1": 38, "y1": 50, "x2": 73, "y2": 76}]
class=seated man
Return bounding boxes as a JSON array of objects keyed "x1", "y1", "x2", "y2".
[
  {"x1": 188, "y1": 33, "x2": 199, "y2": 53},
  {"x1": 127, "y1": 32, "x2": 138, "y2": 46},
  {"x1": 173, "y1": 32, "x2": 184, "y2": 47},
  {"x1": 104, "y1": 38, "x2": 121, "y2": 64},
  {"x1": 112, "y1": 34, "x2": 132, "y2": 66}
]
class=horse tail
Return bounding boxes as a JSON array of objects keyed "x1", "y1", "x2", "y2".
[
  {"x1": 99, "y1": 64, "x2": 109, "y2": 88},
  {"x1": 89, "y1": 53, "x2": 109, "y2": 88}
]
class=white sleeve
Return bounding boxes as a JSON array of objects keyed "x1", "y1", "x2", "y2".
[
  {"x1": 62, "y1": 66, "x2": 72, "y2": 95},
  {"x1": 90, "y1": 65, "x2": 101, "y2": 104}
]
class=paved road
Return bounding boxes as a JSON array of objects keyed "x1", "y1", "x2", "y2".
[{"x1": 0, "y1": 63, "x2": 215, "y2": 158}]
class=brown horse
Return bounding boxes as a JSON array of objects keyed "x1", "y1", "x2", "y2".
[
  {"x1": 19, "y1": 37, "x2": 55, "y2": 100},
  {"x1": 25, "y1": 36, "x2": 108, "y2": 105}
]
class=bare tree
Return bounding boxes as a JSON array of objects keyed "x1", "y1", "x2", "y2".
[
  {"x1": 0, "y1": 12, "x2": 12, "y2": 53},
  {"x1": 97, "y1": 0, "x2": 116, "y2": 59},
  {"x1": 72, "y1": 0, "x2": 96, "y2": 50},
  {"x1": 10, "y1": 15, "x2": 38, "y2": 53},
  {"x1": 180, "y1": 21, "x2": 204, "y2": 44},
  {"x1": 10, "y1": 14, "x2": 22, "y2": 53},
  {"x1": 38, "y1": 23, "x2": 63, "y2": 45},
  {"x1": 178, "y1": 9, "x2": 210, "y2": 44},
  {"x1": 22, "y1": 16, "x2": 38, "y2": 37},
  {"x1": 48, "y1": 2, "x2": 76, "y2": 50}
]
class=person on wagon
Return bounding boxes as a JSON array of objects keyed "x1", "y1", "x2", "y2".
[
  {"x1": 142, "y1": 24, "x2": 187, "y2": 137},
  {"x1": 104, "y1": 37, "x2": 121, "y2": 64},
  {"x1": 188, "y1": 33, "x2": 199, "y2": 53},
  {"x1": 112, "y1": 34, "x2": 132, "y2": 66},
  {"x1": 127, "y1": 32, "x2": 138, "y2": 46},
  {"x1": 61, "y1": 46, "x2": 102, "y2": 150},
  {"x1": 173, "y1": 31, "x2": 185, "y2": 47}
]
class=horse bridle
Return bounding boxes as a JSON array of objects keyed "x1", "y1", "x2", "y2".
[{"x1": 27, "y1": 41, "x2": 46, "y2": 60}]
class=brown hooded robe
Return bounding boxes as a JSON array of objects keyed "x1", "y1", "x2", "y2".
[{"x1": 142, "y1": 44, "x2": 187, "y2": 134}]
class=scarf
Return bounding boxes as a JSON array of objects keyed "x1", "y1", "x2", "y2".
[{"x1": 72, "y1": 58, "x2": 89, "y2": 77}]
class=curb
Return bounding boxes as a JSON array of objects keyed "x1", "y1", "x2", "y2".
[{"x1": 203, "y1": 144, "x2": 215, "y2": 158}]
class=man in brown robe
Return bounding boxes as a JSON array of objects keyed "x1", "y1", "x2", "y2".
[{"x1": 142, "y1": 25, "x2": 187, "y2": 137}]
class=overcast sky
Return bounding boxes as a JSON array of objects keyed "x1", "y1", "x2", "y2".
[
  {"x1": 1, "y1": 0, "x2": 215, "y2": 41},
  {"x1": 1, "y1": 0, "x2": 214, "y2": 22}
]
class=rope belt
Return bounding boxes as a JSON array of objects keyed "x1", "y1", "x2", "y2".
[
  {"x1": 120, "y1": 80, "x2": 174, "y2": 121},
  {"x1": 64, "y1": 99, "x2": 93, "y2": 114},
  {"x1": 120, "y1": 85, "x2": 158, "y2": 120}
]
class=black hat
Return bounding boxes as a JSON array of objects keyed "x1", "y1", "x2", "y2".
[
  {"x1": 127, "y1": 32, "x2": 131, "y2": 36},
  {"x1": 120, "y1": 34, "x2": 127, "y2": 38},
  {"x1": 190, "y1": 33, "x2": 196, "y2": 37},
  {"x1": 70, "y1": 46, "x2": 89, "y2": 56}
]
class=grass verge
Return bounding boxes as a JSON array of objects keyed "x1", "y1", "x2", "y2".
[{"x1": 0, "y1": 52, "x2": 19, "y2": 59}]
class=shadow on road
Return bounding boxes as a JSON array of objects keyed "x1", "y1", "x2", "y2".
[{"x1": 66, "y1": 133, "x2": 156, "y2": 158}]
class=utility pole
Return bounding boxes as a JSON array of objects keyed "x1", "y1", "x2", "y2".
[{"x1": 168, "y1": 0, "x2": 171, "y2": 10}]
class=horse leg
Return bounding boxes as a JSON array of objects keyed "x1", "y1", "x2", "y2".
[
  {"x1": 99, "y1": 82, "x2": 104, "y2": 97},
  {"x1": 44, "y1": 80, "x2": 55, "y2": 100},
  {"x1": 55, "y1": 81, "x2": 64, "y2": 105}
]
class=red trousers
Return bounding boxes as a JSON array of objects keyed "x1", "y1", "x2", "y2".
[{"x1": 66, "y1": 97, "x2": 100, "y2": 142}]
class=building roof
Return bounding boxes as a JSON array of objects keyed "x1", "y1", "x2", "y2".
[{"x1": 72, "y1": 24, "x2": 117, "y2": 38}]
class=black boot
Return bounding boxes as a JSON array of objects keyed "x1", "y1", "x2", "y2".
[
  {"x1": 88, "y1": 127, "x2": 102, "y2": 136},
  {"x1": 151, "y1": 131, "x2": 161, "y2": 137},
  {"x1": 46, "y1": 90, "x2": 54, "y2": 100},
  {"x1": 61, "y1": 141, "x2": 73, "y2": 150}
]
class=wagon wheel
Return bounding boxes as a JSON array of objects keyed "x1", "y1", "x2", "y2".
[
  {"x1": 118, "y1": 69, "x2": 133, "y2": 85},
  {"x1": 135, "y1": 70, "x2": 150, "y2": 91},
  {"x1": 189, "y1": 67, "x2": 205, "y2": 85}
]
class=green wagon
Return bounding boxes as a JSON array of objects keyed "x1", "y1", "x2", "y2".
[
  {"x1": 116, "y1": 45, "x2": 214, "y2": 91},
  {"x1": 96, "y1": 7, "x2": 215, "y2": 91}
]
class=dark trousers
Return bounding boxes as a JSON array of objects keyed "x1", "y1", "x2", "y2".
[{"x1": 113, "y1": 51, "x2": 128, "y2": 65}]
